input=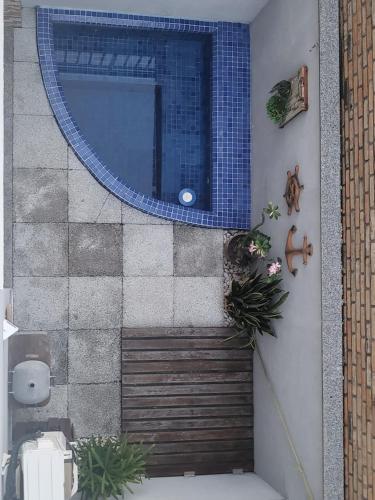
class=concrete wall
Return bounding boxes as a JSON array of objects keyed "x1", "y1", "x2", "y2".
[
  {"x1": 0, "y1": 5, "x2": 5, "y2": 497},
  {"x1": 251, "y1": 1, "x2": 322, "y2": 499},
  {"x1": 20, "y1": 0, "x2": 268, "y2": 23},
  {"x1": 10, "y1": 8, "x2": 225, "y2": 438}
]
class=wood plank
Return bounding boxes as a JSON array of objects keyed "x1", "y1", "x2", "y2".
[
  {"x1": 123, "y1": 406, "x2": 252, "y2": 420},
  {"x1": 147, "y1": 450, "x2": 251, "y2": 466},
  {"x1": 122, "y1": 371, "x2": 251, "y2": 385},
  {"x1": 123, "y1": 383, "x2": 252, "y2": 397},
  {"x1": 123, "y1": 360, "x2": 251, "y2": 373},
  {"x1": 123, "y1": 417, "x2": 251, "y2": 432},
  {"x1": 122, "y1": 328, "x2": 237, "y2": 338},
  {"x1": 123, "y1": 350, "x2": 251, "y2": 361},
  {"x1": 123, "y1": 338, "x2": 247, "y2": 350},
  {"x1": 151, "y1": 440, "x2": 253, "y2": 455},
  {"x1": 126, "y1": 428, "x2": 254, "y2": 443},
  {"x1": 122, "y1": 394, "x2": 252, "y2": 408}
]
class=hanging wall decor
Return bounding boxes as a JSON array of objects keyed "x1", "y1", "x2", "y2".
[
  {"x1": 285, "y1": 225, "x2": 313, "y2": 276},
  {"x1": 266, "y1": 66, "x2": 308, "y2": 128},
  {"x1": 284, "y1": 165, "x2": 304, "y2": 215}
]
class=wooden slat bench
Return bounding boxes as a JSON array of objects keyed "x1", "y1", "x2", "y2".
[{"x1": 121, "y1": 328, "x2": 254, "y2": 477}]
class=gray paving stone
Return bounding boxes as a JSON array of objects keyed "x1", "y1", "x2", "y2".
[
  {"x1": 122, "y1": 203, "x2": 171, "y2": 224},
  {"x1": 68, "y1": 147, "x2": 84, "y2": 170},
  {"x1": 14, "y1": 28, "x2": 38, "y2": 62},
  {"x1": 14, "y1": 62, "x2": 52, "y2": 115},
  {"x1": 174, "y1": 226, "x2": 223, "y2": 277},
  {"x1": 174, "y1": 277, "x2": 224, "y2": 327},
  {"x1": 13, "y1": 169, "x2": 68, "y2": 222},
  {"x1": 48, "y1": 330, "x2": 68, "y2": 385},
  {"x1": 68, "y1": 170, "x2": 121, "y2": 223},
  {"x1": 13, "y1": 223, "x2": 68, "y2": 276},
  {"x1": 14, "y1": 115, "x2": 67, "y2": 169},
  {"x1": 18, "y1": 330, "x2": 68, "y2": 385},
  {"x1": 69, "y1": 224, "x2": 122, "y2": 277},
  {"x1": 14, "y1": 277, "x2": 69, "y2": 330},
  {"x1": 123, "y1": 277, "x2": 173, "y2": 327},
  {"x1": 21, "y1": 8, "x2": 36, "y2": 28},
  {"x1": 69, "y1": 329, "x2": 120, "y2": 384},
  {"x1": 123, "y1": 225, "x2": 173, "y2": 276},
  {"x1": 14, "y1": 385, "x2": 68, "y2": 422},
  {"x1": 69, "y1": 277, "x2": 122, "y2": 330},
  {"x1": 68, "y1": 383, "x2": 120, "y2": 438}
]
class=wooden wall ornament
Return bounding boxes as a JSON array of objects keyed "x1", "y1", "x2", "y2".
[
  {"x1": 284, "y1": 165, "x2": 304, "y2": 215},
  {"x1": 279, "y1": 65, "x2": 308, "y2": 128},
  {"x1": 285, "y1": 225, "x2": 313, "y2": 276}
]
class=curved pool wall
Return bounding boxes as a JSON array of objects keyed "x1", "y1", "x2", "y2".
[{"x1": 37, "y1": 8, "x2": 251, "y2": 229}]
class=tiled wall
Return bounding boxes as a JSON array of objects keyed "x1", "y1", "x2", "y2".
[{"x1": 10, "y1": 8, "x2": 225, "y2": 438}]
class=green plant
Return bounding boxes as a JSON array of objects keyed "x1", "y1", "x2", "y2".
[
  {"x1": 74, "y1": 436, "x2": 150, "y2": 500},
  {"x1": 243, "y1": 203, "x2": 281, "y2": 257},
  {"x1": 245, "y1": 230, "x2": 271, "y2": 258},
  {"x1": 264, "y1": 201, "x2": 281, "y2": 220},
  {"x1": 225, "y1": 270, "x2": 289, "y2": 349},
  {"x1": 270, "y1": 80, "x2": 291, "y2": 99},
  {"x1": 266, "y1": 95, "x2": 287, "y2": 124}
]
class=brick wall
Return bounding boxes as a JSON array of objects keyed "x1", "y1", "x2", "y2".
[{"x1": 341, "y1": 1, "x2": 375, "y2": 498}]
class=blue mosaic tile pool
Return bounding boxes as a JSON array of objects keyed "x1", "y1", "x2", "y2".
[{"x1": 37, "y1": 8, "x2": 251, "y2": 228}]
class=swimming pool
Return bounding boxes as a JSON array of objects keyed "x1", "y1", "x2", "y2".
[
  {"x1": 54, "y1": 24, "x2": 212, "y2": 210},
  {"x1": 37, "y1": 9, "x2": 251, "y2": 228}
]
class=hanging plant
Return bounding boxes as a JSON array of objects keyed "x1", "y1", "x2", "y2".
[{"x1": 225, "y1": 269, "x2": 289, "y2": 349}]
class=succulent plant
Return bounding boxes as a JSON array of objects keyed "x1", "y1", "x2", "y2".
[{"x1": 264, "y1": 201, "x2": 281, "y2": 220}]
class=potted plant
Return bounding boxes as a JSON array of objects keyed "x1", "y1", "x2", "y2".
[
  {"x1": 73, "y1": 436, "x2": 150, "y2": 500},
  {"x1": 225, "y1": 266, "x2": 289, "y2": 349},
  {"x1": 225, "y1": 202, "x2": 281, "y2": 267}
]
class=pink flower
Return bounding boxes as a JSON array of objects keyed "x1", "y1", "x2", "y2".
[
  {"x1": 248, "y1": 242, "x2": 257, "y2": 254},
  {"x1": 268, "y1": 261, "x2": 282, "y2": 276}
]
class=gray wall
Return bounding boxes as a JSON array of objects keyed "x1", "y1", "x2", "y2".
[
  {"x1": 251, "y1": 1, "x2": 322, "y2": 499},
  {"x1": 10, "y1": 8, "x2": 225, "y2": 438}
]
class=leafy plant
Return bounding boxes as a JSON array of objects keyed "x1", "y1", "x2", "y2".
[
  {"x1": 74, "y1": 436, "x2": 150, "y2": 500},
  {"x1": 266, "y1": 80, "x2": 291, "y2": 125},
  {"x1": 226, "y1": 202, "x2": 281, "y2": 267},
  {"x1": 246, "y1": 231, "x2": 272, "y2": 258},
  {"x1": 270, "y1": 80, "x2": 291, "y2": 99},
  {"x1": 266, "y1": 95, "x2": 287, "y2": 124},
  {"x1": 225, "y1": 270, "x2": 289, "y2": 349},
  {"x1": 264, "y1": 201, "x2": 281, "y2": 220}
]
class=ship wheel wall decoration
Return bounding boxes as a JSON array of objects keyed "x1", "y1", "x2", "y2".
[{"x1": 284, "y1": 165, "x2": 304, "y2": 215}]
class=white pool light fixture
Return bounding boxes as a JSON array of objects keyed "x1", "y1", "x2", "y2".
[{"x1": 179, "y1": 188, "x2": 197, "y2": 207}]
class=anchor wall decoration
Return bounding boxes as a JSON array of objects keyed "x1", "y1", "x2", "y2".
[
  {"x1": 284, "y1": 165, "x2": 304, "y2": 215},
  {"x1": 285, "y1": 225, "x2": 313, "y2": 276}
]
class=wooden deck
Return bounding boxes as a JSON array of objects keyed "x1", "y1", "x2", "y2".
[{"x1": 121, "y1": 328, "x2": 253, "y2": 477}]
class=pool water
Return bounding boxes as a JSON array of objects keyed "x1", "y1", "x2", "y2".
[{"x1": 53, "y1": 23, "x2": 212, "y2": 210}]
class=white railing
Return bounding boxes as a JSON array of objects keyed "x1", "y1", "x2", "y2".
[{"x1": 0, "y1": 289, "x2": 11, "y2": 499}]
